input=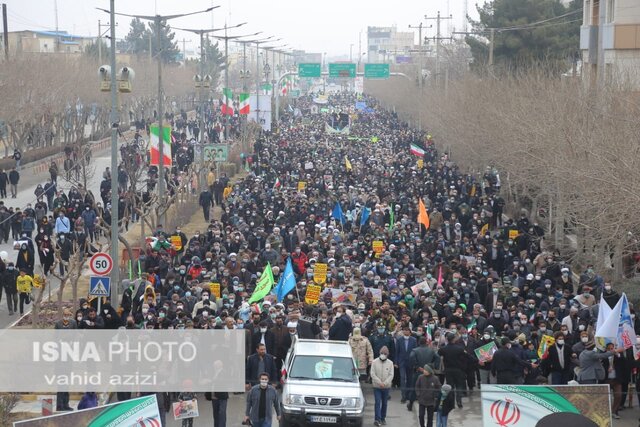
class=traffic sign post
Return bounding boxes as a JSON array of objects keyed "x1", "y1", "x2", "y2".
[
  {"x1": 329, "y1": 63, "x2": 356, "y2": 78},
  {"x1": 364, "y1": 63, "x2": 390, "y2": 79},
  {"x1": 89, "y1": 252, "x2": 113, "y2": 276},
  {"x1": 89, "y1": 276, "x2": 111, "y2": 313},
  {"x1": 298, "y1": 63, "x2": 321, "y2": 78}
]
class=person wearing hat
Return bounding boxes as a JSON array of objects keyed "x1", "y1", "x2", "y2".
[
  {"x1": 577, "y1": 340, "x2": 621, "y2": 385},
  {"x1": 370, "y1": 346, "x2": 394, "y2": 426},
  {"x1": 434, "y1": 384, "x2": 455, "y2": 427},
  {"x1": 407, "y1": 337, "x2": 439, "y2": 411},
  {"x1": 415, "y1": 364, "x2": 441, "y2": 427},
  {"x1": 574, "y1": 285, "x2": 596, "y2": 308}
]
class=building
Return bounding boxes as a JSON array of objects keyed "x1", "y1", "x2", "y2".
[
  {"x1": 367, "y1": 26, "x2": 414, "y2": 63},
  {"x1": 291, "y1": 50, "x2": 323, "y2": 65},
  {"x1": 581, "y1": 0, "x2": 640, "y2": 87},
  {"x1": 3, "y1": 30, "x2": 95, "y2": 55}
]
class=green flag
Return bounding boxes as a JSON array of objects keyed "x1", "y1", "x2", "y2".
[
  {"x1": 249, "y1": 262, "x2": 275, "y2": 304},
  {"x1": 389, "y1": 205, "x2": 395, "y2": 231}
]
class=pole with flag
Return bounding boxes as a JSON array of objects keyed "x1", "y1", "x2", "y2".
[
  {"x1": 359, "y1": 207, "x2": 370, "y2": 230},
  {"x1": 275, "y1": 258, "x2": 297, "y2": 302},
  {"x1": 221, "y1": 88, "x2": 234, "y2": 115},
  {"x1": 345, "y1": 155, "x2": 352, "y2": 171},
  {"x1": 417, "y1": 198, "x2": 430, "y2": 230},
  {"x1": 388, "y1": 204, "x2": 395, "y2": 231},
  {"x1": 248, "y1": 262, "x2": 275, "y2": 304},
  {"x1": 332, "y1": 201, "x2": 346, "y2": 225}
]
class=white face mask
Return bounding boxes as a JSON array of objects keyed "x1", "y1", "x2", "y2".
[
  {"x1": 379, "y1": 354, "x2": 387, "y2": 361},
  {"x1": 581, "y1": 337, "x2": 589, "y2": 343},
  {"x1": 322, "y1": 330, "x2": 329, "y2": 337},
  {"x1": 260, "y1": 327, "x2": 267, "y2": 333},
  {"x1": 557, "y1": 340, "x2": 564, "y2": 346},
  {"x1": 260, "y1": 380, "x2": 268, "y2": 388}
]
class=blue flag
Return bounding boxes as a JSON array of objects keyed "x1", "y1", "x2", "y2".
[
  {"x1": 276, "y1": 258, "x2": 297, "y2": 302},
  {"x1": 332, "y1": 202, "x2": 345, "y2": 224},
  {"x1": 360, "y1": 207, "x2": 370, "y2": 226}
]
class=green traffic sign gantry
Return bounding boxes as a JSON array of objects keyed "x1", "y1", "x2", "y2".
[
  {"x1": 364, "y1": 63, "x2": 390, "y2": 79},
  {"x1": 298, "y1": 63, "x2": 322, "y2": 78},
  {"x1": 329, "y1": 63, "x2": 356, "y2": 78}
]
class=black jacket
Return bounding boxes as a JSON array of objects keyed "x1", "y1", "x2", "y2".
[
  {"x1": 541, "y1": 344, "x2": 573, "y2": 374},
  {"x1": 251, "y1": 330, "x2": 276, "y2": 356},
  {"x1": 245, "y1": 353, "x2": 278, "y2": 385},
  {"x1": 0, "y1": 268, "x2": 18, "y2": 293}
]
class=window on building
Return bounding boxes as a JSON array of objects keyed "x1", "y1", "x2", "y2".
[
  {"x1": 584, "y1": 0, "x2": 590, "y2": 24},
  {"x1": 606, "y1": 0, "x2": 615, "y2": 23}
]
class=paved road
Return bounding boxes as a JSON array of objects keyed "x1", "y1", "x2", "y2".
[
  {"x1": 161, "y1": 385, "x2": 639, "y2": 427},
  {"x1": 0, "y1": 148, "x2": 112, "y2": 327}
]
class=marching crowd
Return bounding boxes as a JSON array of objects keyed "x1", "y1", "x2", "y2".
[{"x1": 9, "y1": 92, "x2": 637, "y2": 427}]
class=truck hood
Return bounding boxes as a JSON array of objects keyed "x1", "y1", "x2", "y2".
[{"x1": 285, "y1": 379, "x2": 362, "y2": 398}]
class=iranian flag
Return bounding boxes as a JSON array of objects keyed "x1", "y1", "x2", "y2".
[
  {"x1": 273, "y1": 177, "x2": 281, "y2": 189},
  {"x1": 238, "y1": 93, "x2": 250, "y2": 115},
  {"x1": 149, "y1": 124, "x2": 171, "y2": 166},
  {"x1": 221, "y1": 88, "x2": 234, "y2": 115},
  {"x1": 280, "y1": 77, "x2": 288, "y2": 96},
  {"x1": 410, "y1": 143, "x2": 425, "y2": 157}
]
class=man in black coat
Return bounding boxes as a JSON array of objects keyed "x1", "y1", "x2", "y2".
[
  {"x1": 0, "y1": 262, "x2": 18, "y2": 315},
  {"x1": 437, "y1": 333, "x2": 468, "y2": 408},
  {"x1": 251, "y1": 320, "x2": 276, "y2": 355},
  {"x1": 199, "y1": 189, "x2": 213, "y2": 221},
  {"x1": 329, "y1": 306, "x2": 352, "y2": 341},
  {"x1": 245, "y1": 343, "x2": 277, "y2": 389},
  {"x1": 541, "y1": 332, "x2": 574, "y2": 385}
]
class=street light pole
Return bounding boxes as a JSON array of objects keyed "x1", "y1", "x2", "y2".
[
  {"x1": 108, "y1": 0, "x2": 119, "y2": 303},
  {"x1": 97, "y1": 5, "x2": 218, "y2": 226},
  {"x1": 155, "y1": 15, "x2": 166, "y2": 224}
]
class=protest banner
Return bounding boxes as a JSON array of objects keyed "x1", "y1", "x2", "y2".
[
  {"x1": 313, "y1": 263, "x2": 328, "y2": 284},
  {"x1": 305, "y1": 284, "x2": 322, "y2": 305},
  {"x1": 173, "y1": 399, "x2": 199, "y2": 420}
]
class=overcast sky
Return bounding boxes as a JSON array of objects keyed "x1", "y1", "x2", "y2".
[{"x1": 4, "y1": 0, "x2": 487, "y2": 57}]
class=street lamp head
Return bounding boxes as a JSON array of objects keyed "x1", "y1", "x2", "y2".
[{"x1": 98, "y1": 65, "x2": 111, "y2": 80}]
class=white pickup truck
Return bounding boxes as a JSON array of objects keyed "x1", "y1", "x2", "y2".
[{"x1": 280, "y1": 339, "x2": 365, "y2": 427}]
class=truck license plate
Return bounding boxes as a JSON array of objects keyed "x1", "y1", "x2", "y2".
[{"x1": 309, "y1": 415, "x2": 337, "y2": 423}]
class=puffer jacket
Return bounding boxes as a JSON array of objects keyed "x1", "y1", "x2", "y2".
[
  {"x1": 415, "y1": 373, "x2": 442, "y2": 406},
  {"x1": 349, "y1": 335, "x2": 373, "y2": 372}
]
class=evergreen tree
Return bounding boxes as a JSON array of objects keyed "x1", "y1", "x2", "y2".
[{"x1": 466, "y1": 0, "x2": 581, "y2": 74}]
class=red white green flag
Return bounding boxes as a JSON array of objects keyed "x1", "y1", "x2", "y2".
[
  {"x1": 410, "y1": 143, "x2": 426, "y2": 157},
  {"x1": 238, "y1": 93, "x2": 250, "y2": 115},
  {"x1": 221, "y1": 88, "x2": 234, "y2": 115}
]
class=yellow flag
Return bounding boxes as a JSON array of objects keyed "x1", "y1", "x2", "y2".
[
  {"x1": 417, "y1": 198, "x2": 430, "y2": 229},
  {"x1": 345, "y1": 156, "x2": 352, "y2": 171},
  {"x1": 480, "y1": 223, "x2": 489, "y2": 236}
]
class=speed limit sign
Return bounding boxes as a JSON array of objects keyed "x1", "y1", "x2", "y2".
[{"x1": 90, "y1": 252, "x2": 113, "y2": 276}]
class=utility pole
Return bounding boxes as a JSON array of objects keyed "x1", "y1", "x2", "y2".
[
  {"x1": 358, "y1": 31, "x2": 362, "y2": 72},
  {"x1": 488, "y1": 28, "x2": 495, "y2": 67},
  {"x1": 349, "y1": 43, "x2": 353, "y2": 62},
  {"x1": 2, "y1": 4, "x2": 8, "y2": 61},
  {"x1": 98, "y1": 20, "x2": 101, "y2": 63},
  {"x1": 425, "y1": 11, "x2": 452, "y2": 86},
  {"x1": 108, "y1": 0, "x2": 119, "y2": 304},
  {"x1": 409, "y1": 21, "x2": 431, "y2": 91}
]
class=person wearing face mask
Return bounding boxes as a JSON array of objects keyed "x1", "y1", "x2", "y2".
[
  {"x1": 191, "y1": 291, "x2": 216, "y2": 318},
  {"x1": 600, "y1": 282, "x2": 620, "y2": 308},
  {"x1": 329, "y1": 306, "x2": 352, "y2": 341},
  {"x1": 414, "y1": 364, "x2": 441, "y2": 427},
  {"x1": 0, "y1": 261, "x2": 18, "y2": 315},
  {"x1": 491, "y1": 337, "x2": 537, "y2": 384},
  {"x1": 571, "y1": 331, "x2": 591, "y2": 357},
  {"x1": 349, "y1": 327, "x2": 374, "y2": 378},
  {"x1": 395, "y1": 326, "x2": 418, "y2": 404},
  {"x1": 244, "y1": 373, "x2": 281, "y2": 427},
  {"x1": 371, "y1": 346, "x2": 394, "y2": 427},
  {"x1": 406, "y1": 336, "x2": 440, "y2": 411},
  {"x1": 541, "y1": 332, "x2": 574, "y2": 385},
  {"x1": 369, "y1": 321, "x2": 395, "y2": 360},
  {"x1": 251, "y1": 320, "x2": 275, "y2": 356},
  {"x1": 577, "y1": 341, "x2": 623, "y2": 387}
]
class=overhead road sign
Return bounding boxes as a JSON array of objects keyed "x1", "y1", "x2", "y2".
[
  {"x1": 364, "y1": 63, "x2": 390, "y2": 79},
  {"x1": 298, "y1": 63, "x2": 321, "y2": 78},
  {"x1": 329, "y1": 63, "x2": 356, "y2": 78}
]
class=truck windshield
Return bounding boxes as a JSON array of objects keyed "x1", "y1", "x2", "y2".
[{"x1": 290, "y1": 356, "x2": 357, "y2": 382}]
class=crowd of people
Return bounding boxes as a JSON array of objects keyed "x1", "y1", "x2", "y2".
[{"x1": 7, "y1": 91, "x2": 637, "y2": 427}]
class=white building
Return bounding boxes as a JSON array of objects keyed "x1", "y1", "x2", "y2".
[
  {"x1": 581, "y1": 0, "x2": 640, "y2": 87},
  {"x1": 367, "y1": 26, "x2": 414, "y2": 63}
]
